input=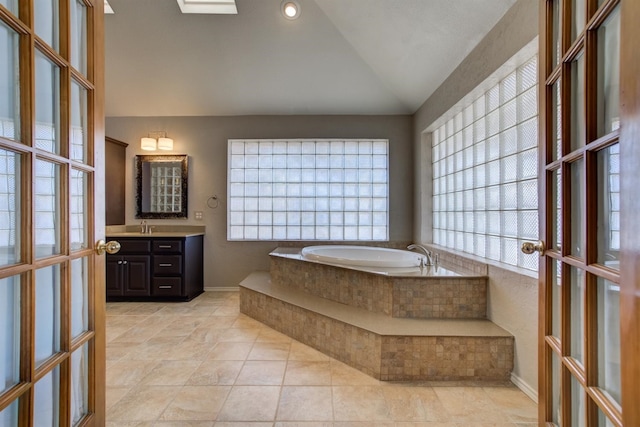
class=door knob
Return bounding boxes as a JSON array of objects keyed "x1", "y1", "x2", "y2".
[
  {"x1": 95, "y1": 239, "x2": 121, "y2": 255},
  {"x1": 521, "y1": 240, "x2": 545, "y2": 256}
]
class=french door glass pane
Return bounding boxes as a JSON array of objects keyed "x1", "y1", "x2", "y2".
[
  {"x1": 35, "y1": 159, "x2": 60, "y2": 258},
  {"x1": 34, "y1": 0, "x2": 59, "y2": 51},
  {"x1": 0, "y1": 275, "x2": 20, "y2": 394},
  {"x1": 571, "y1": 53, "x2": 586, "y2": 151},
  {"x1": 571, "y1": 375, "x2": 586, "y2": 426},
  {"x1": 0, "y1": 149, "x2": 20, "y2": 266},
  {"x1": 70, "y1": 0, "x2": 87, "y2": 75},
  {"x1": 35, "y1": 264, "x2": 61, "y2": 367},
  {"x1": 551, "y1": 0, "x2": 561, "y2": 67},
  {"x1": 551, "y1": 352, "x2": 561, "y2": 425},
  {"x1": 570, "y1": 267, "x2": 585, "y2": 364},
  {"x1": 551, "y1": 259, "x2": 562, "y2": 338},
  {"x1": 551, "y1": 168, "x2": 562, "y2": 251},
  {"x1": 598, "y1": 407, "x2": 616, "y2": 427},
  {"x1": 70, "y1": 169, "x2": 88, "y2": 250},
  {"x1": 597, "y1": 6, "x2": 620, "y2": 137},
  {"x1": 597, "y1": 277, "x2": 621, "y2": 405},
  {"x1": 0, "y1": 22, "x2": 19, "y2": 141},
  {"x1": 597, "y1": 144, "x2": 620, "y2": 269},
  {"x1": 570, "y1": 158, "x2": 584, "y2": 258},
  {"x1": 70, "y1": 257, "x2": 88, "y2": 338},
  {"x1": 551, "y1": 80, "x2": 562, "y2": 161},
  {"x1": 33, "y1": 366, "x2": 60, "y2": 427},
  {"x1": 70, "y1": 343, "x2": 88, "y2": 426},
  {"x1": 0, "y1": 0, "x2": 18, "y2": 14},
  {"x1": 35, "y1": 51, "x2": 60, "y2": 154},
  {"x1": 0, "y1": 400, "x2": 18, "y2": 426},
  {"x1": 571, "y1": 0, "x2": 586, "y2": 43},
  {"x1": 70, "y1": 81, "x2": 88, "y2": 163}
]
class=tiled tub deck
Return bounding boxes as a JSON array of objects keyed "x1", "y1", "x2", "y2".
[{"x1": 239, "y1": 248, "x2": 514, "y2": 382}]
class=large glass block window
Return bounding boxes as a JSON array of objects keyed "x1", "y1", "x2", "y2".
[
  {"x1": 431, "y1": 55, "x2": 539, "y2": 271},
  {"x1": 228, "y1": 139, "x2": 389, "y2": 241}
]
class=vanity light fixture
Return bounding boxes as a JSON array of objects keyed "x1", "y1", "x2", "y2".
[
  {"x1": 140, "y1": 131, "x2": 174, "y2": 151},
  {"x1": 281, "y1": 0, "x2": 300, "y2": 20}
]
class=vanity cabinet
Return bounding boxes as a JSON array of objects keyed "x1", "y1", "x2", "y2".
[{"x1": 106, "y1": 235, "x2": 204, "y2": 301}]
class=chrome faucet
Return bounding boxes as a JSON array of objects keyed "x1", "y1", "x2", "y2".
[
  {"x1": 407, "y1": 243, "x2": 436, "y2": 267},
  {"x1": 140, "y1": 220, "x2": 152, "y2": 234}
]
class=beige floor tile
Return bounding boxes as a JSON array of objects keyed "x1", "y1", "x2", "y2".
[
  {"x1": 207, "y1": 342, "x2": 253, "y2": 360},
  {"x1": 212, "y1": 306, "x2": 240, "y2": 316},
  {"x1": 483, "y1": 387, "x2": 537, "y2": 423},
  {"x1": 400, "y1": 386, "x2": 452, "y2": 423},
  {"x1": 152, "y1": 422, "x2": 215, "y2": 426},
  {"x1": 274, "y1": 423, "x2": 334, "y2": 427},
  {"x1": 276, "y1": 386, "x2": 333, "y2": 421},
  {"x1": 256, "y1": 328, "x2": 294, "y2": 344},
  {"x1": 433, "y1": 387, "x2": 506, "y2": 423},
  {"x1": 106, "y1": 315, "x2": 150, "y2": 328},
  {"x1": 248, "y1": 342, "x2": 291, "y2": 360},
  {"x1": 107, "y1": 360, "x2": 160, "y2": 387},
  {"x1": 332, "y1": 386, "x2": 393, "y2": 422},
  {"x1": 330, "y1": 361, "x2": 380, "y2": 386},
  {"x1": 217, "y1": 385, "x2": 281, "y2": 421},
  {"x1": 106, "y1": 342, "x2": 135, "y2": 361},
  {"x1": 236, "y1": 360, "x2": 287, "y2": 385},
  {"x1": 165, "y1": 340, "x2": 216, "y2": 360},
  {"x1": 106, "y1": 422, "x2": 153, "y2": 427},
  {"x1": 198, "y1": 316, "x2": 240, "y2": 329},
  {"x1": 186, "y1": 326, "x2": 225, "y2": 344},
  {"x1": 187, "y1": 360, "x2": 244, "y2": 385},
  {"x1": 284, "y1": 361, "x2": 332, "y2": 385},
  {"x1": 107, "y1": 326, "x2": 132, "y2": 343},
  {"x1": 379, "y1": 385, "x2": 428, "y2": 422},
  {"x1": 159, "y1": 385, "x2": 230, "y2": 420},
  {"x1": 107, "y1": 385, "x2": 182, "y2": 421},
  {"x1": 217, "y1": 327, "x2": 261, "y2": 343},
  {"x1": 110, "y1": 325, "x2": 162, "y2": 343},
  {"x1": 214, "y1": 423, "x2": 273, "y2": 427},
  {"x1": 106, "y1": 386, "x2": 131, "y2": 411},
  {"x1": 288, "y1": 342, "x2": 330, "y2": 361},
  {"x1": 232, "y1": 315, "x2": 266, "y2": 329},
  {"x1": 140, "y1": 360, "x2": 203, "y2": 385},
  {"x1": 124, "y1": 337, "x2": 186, "y2": 360}
]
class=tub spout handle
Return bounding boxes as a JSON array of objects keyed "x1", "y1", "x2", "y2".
[{"x1": 407, "y1": 243, "x2": 436, "y2": 266}]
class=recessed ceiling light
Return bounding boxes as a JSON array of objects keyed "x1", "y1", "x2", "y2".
[
  {"x1": 281, "y1": 1, "x2": 300, "y2": 20},
  {"x1": 176, "y1": 0, "x2": 238, "y2": 14},
  {"x1": 104, "y1": 0, "x2": 114, "y2": 14}
]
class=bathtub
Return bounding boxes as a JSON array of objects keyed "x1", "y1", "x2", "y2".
[{"x1": 301, "y1": 245, "x2": 426, "y2": 268}]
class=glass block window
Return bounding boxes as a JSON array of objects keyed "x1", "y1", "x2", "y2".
[
  {"x1": 228, "y1": 139, "x2": 389, "y2": 241},
  {"x1": 431, "y1": 55, "x2": 539, "y2": 271}
]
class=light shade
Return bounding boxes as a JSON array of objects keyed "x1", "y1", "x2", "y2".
[
  {"x1": 158, "y1": 137, "x2": 174, "y2": 151},
  {"x1": 281, "y1": 1, "x2": 300, "y2": 19},
  {"x1": 141, "y1": 137, "x2": 157, "y2": 151}
]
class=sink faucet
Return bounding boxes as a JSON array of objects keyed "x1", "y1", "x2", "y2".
[
  {"x1": 407, "y1": 243, "x2": 436, "y2": 267},
  {"x1": 140, "y1": 220, "x2": 152, "y2": 234}
]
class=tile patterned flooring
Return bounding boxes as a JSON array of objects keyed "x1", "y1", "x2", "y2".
[{"x1": 106, "y1": 291, "x2": 538, "y2": 426}]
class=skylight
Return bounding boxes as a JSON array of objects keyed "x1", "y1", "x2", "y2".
[{"x1": 176, "y1": 0, "x2": 238, "y2": 14}]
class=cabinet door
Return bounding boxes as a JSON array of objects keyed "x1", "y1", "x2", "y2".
[
  {"x1": 106, "y1": 256, "x2": 123, "y2": 296},
  {"x1": 123, "y1": 255, "x2": 151, "y2": 296}
]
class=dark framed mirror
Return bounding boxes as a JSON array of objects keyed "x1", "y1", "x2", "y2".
[{"x1": 135, "y1": 154, "x2": 188, "y2": 219}]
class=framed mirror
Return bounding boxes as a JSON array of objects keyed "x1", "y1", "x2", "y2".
[{"x1": 135, "y1": 154, "x2": 188, "y2": 219}]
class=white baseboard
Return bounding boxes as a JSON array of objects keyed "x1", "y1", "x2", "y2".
[
  {"x1": 204, "y1": 287, "x2": 239, "y2": 292},
  {"x1": 511, "y1": 373, "x2": 538, "y2": 403}
]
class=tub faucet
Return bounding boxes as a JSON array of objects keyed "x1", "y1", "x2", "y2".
[{"x1": 407, "y1": 244, "x2": 435, "y2": 267}]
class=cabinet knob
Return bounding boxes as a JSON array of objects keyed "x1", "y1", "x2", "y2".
[
  {"x1": 117, "y1": 260, "x2": 122, "y2": 265},
  {"x1": 123, "y1": 260, "x2": 128, "y2": 264},
  {"x1": 96, "y1": 239, "x2": 121, "y2": 255}
]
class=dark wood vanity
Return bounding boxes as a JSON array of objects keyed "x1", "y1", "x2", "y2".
[{"x1": 106, "y1": 232, "x2": 204, "y2": 301}]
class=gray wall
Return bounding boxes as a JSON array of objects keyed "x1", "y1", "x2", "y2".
[
  {"x1": 105, "y1": 115, "x2": 413, "y2": 288},
  {"x1": 411, "y1": 0, "x2": 540, "y2": 398}
]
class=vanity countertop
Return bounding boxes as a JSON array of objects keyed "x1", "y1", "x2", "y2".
[{"x1": 106, "y1": 225, "x2": 205, "y2": 238}]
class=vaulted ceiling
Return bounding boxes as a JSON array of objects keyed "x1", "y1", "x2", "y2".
[{"x1": 104, "y1": 0, "x2": 516, "y2": 117}]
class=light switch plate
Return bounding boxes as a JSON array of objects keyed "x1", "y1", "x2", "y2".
[{"x1": 194, "y1": 211, "x2": 203, "y2": 220}]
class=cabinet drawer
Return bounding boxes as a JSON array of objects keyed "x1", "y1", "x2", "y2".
[
  {"x1": 152, "y1": 277, "x2": 182, "y2": 296},
  {"x1": 153, "y1": 240, "x2": 182, "y2": 253},
  {"x1": 113, "y1": 239, "x2": 151, "y2": 254},
  {"x1": 153, "y1": 255, "x2": 182, "y2": 274}
]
